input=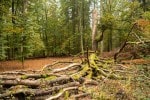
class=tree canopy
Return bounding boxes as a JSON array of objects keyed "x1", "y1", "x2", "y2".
[{"x1": 0, "y1": 0, "x2": 149, "y2": 60}]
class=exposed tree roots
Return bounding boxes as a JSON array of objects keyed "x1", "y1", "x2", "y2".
[{"x1": 0, "y1": 53, "x2": 127, "y2": 99}]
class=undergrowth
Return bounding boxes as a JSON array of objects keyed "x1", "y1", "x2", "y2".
[{"x1": 82, "y1": 63, "x2": 150, "y2": 100}]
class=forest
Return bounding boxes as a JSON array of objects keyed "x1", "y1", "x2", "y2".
[{"x1": 0, "y1": 0, "x2": 150, "y2": 100}]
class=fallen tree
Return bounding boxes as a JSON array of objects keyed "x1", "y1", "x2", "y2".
[{"x1": 0, "y1": 53, "x2": 127, "y2": 99}]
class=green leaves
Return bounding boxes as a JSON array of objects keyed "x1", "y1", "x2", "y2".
[
  {"x1": 0, "y1": 0, "x2": 149, "y2": 59},
  {"x1": 100, "y1": 13, "x2": 116, "y2": 30}
]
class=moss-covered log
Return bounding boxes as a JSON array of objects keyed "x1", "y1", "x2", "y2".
[{"x1": 71, "y1": 53, "x2": 125, "y2": 80}]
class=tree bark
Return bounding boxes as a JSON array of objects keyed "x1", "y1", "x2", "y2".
[
  {"x1": 92, "y1": 9, "x2": 98, "y2": 51},
  {"x1": 46, "y1": 87, "x2": 78, "y2": 100}
]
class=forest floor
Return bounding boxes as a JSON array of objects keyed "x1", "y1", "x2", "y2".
[
  {"x1": 0, "y1": 57, "x2": 81, "y2": 72},
  {"x1": 0, "y1": 53, "x2": 150, "y2": 72},
  {"x1": 0, "y1": 52, "x2": 150, "y2": 100}
]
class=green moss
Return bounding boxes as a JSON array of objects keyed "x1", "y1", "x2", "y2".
[
  {"x1": 41, "y1": 74, "x2": 48, "y2": 78},
  {"x1": 64, "y1": 91, "x2": 69, "y2": 100},
  {"x1": 86, "y1": 70, "x2": 93, "y2": 79},
  {"x1": 45, "y1": 76, "x2": 57, "y2": 80},
  {"x1": 72, "y1": 64, "x2": 90, "y2": 80},
  {"x1": 21, "y1": 75, "x2": 28, "y2": 79}
]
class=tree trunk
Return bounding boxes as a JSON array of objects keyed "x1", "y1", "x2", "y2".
[
  {"x1": 107, "y1": 29, "x2": 112, "y2": 52},
  {"x1": 44, "y1": 0, "x2": 49, "y2": 57},
  {"x1": 79, "y1": 1, "x2": 84, "y2": 55},
  {"x1": 11, "y1": 0, "x2": 15, "y2": 59},
  {"x1": 92, "y1": 9, "x2": 98, "y2": 51},
  {"x1": 100, "y1": 0, "x2": 104, "y2": 54},
  {"x1": 72, "y1": 0, "x2": 76, "y2": 34}
]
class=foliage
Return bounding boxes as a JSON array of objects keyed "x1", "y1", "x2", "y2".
[{"x1": 0, "y1": 0, "x2": 149, "y2": 60}]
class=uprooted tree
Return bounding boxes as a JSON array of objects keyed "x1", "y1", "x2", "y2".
[{"x1": 0, "y1": 53, "x2": 128, "y2": 100}]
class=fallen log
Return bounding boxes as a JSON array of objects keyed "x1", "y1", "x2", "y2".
[
  {"x1": 36, "y1": 82, "x2": 79, "y2": 96},
  {"x1": 0, "y1": 76, "x2": 74, "y2": 88},
  {"x1": 47, "y1": 76, "x2": 74, "y2": 86},
  {"x1": 0, "y1": 79, "x2": 41, "y2": 87},
  {"x1": 0, "y1": 75, "x2": 19, "y2": 80},
  {"x1": 0, "y1": 73, "x2": 62, "y2": 81},
  {"x1": 0, "y1": 82, "x2": 80, "y2": 99},
  {"x1": 20, "y1": 73, "x2": 61, "y2": 79},
  {"x1": 71, "y1": 53, "x2": 125, "y2": 80},
  {"x1": 1, "y1": 71, "x2": 26, "y2": 75},
  {"x1": 0, "y1": 53, "x2": 127, "y2": 100}
]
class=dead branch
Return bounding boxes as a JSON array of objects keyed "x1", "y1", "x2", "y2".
[
  {"x1": 20, "y1": 73, "x2": 61, "y2": 79},
  {"x1": 0, "y1": 76, "x2": 74, "y2": 88},
  {"x1": 0, "y1": 73, "x2": 62, "y2": 80},
  {"x1": 52, "y1": 63, "x2": 81, "y2": 73},
  {"x1": 127, "y1": 40, "x2": 150, "y2": 45},
  {"x1": 114, "y1": 23, "x2": 136, "y2": 61},
  {"x1": 46, "y1": 87, "x2": 78, "y2": 100},
  {"x1": 0, "y1": 88, "x2": 32, "y2": 99},
  {"x1": 47, "y1": 76, "x2": 73, "y2": 86},
  {"x1": 0, "y1": 79, "x2": 41, "y2": 87},
  {"x1": 115, "y1": 64, "x2": 128, "y2": 68},
  {"x1": 42, "y1": 61, "x2": 75, "y2": 70},
  {"x1": 73, "y1": 93, "x2": 91, "y2": 99},
  {"x1": 37, "y1": 82, "x2": 80, "y2": 96},
  {"x1": 0, "y1": 75, "x2": 19, "y2": 80},
  {"x1": 83, "y1": 79, "x2": 99, "y2": 86},
  {"x1": 1, "y1": 71, "x2": 26, "y2": 75}
]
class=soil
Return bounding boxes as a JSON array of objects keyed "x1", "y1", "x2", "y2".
[
  {"x1": 0, "y1": 53, "x2": 149, "y2": 72},
  {"x1": 0, "y1": 56, "x2": 81, "y2": 72}
]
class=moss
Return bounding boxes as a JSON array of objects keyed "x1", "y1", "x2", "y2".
[
  {"x1": 72, "y1": 64, "x2": 90, "y2": 80},
  {"x1": 73, "y1": 53, "x2": 124, "y2": 80},
  {"x1": 45, "y1": 76, "x2": 57, "y2": 80},
  {"x1": 86, "y1": 70, "x2": 93, "y2": 79},
  {"x1": 108, "y1": 74, "x2": 121, "y2": 79},
  {"x1": 64, "y1": 91, "x2": 69, "y2": 100},
  {"x1": 21, "y1": 75, "x2": 28, "y2": 79},
  {"x1": 41, "y1": 74, "x2": 48, "y2": 78}
]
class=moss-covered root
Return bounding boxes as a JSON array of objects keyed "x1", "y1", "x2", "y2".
[{"x1": 72, "y1": 53, "x2": 125, "y2": 80}]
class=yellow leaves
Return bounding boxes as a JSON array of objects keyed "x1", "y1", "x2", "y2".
[
  {"x1": 135, "y1": 19, "x2": 150, "y2": 28},
  {"x1": 3, "y1": 27, "x2": 24, "y2": 34},
  {"x1": 135, "y1": 19, "x2": 150, "y2": 38}
]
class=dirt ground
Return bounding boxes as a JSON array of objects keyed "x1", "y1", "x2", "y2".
[
  {"x1": 0, "y1": 57, "x2": 81, "y2": 72},
  {"x1": 0, "y1": 54, "x2": 149, "y2": 72}
]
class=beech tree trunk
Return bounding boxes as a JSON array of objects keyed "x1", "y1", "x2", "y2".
[{"x1": 92, "y1": 9, "x2": 98, "y2": 51}]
